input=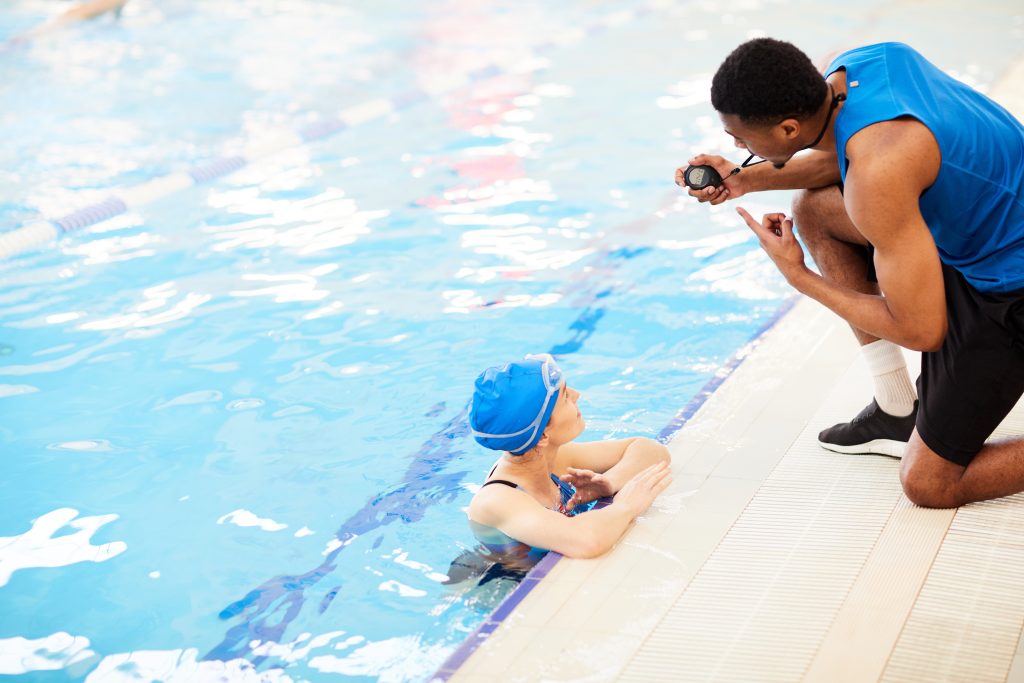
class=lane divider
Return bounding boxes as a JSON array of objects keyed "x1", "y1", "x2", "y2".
[{"x1": 0, "y1": 0, "x2": 675, "y2": 262}]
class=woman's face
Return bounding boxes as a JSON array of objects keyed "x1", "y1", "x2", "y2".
[{"x1": 543, "y1": 381, "x2": 585, "y2": 446}]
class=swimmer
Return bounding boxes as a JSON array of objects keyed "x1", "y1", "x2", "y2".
[
  {"x1": 12, "y1": 0, "x2": 128, "y2": 44},
  {"x1": 467, "y1": 353, "x2": 671, "y2": 564}
]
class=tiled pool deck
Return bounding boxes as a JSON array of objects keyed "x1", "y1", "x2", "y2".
[{"x1": 443, "y1": 53, "x2": 1024, "y2": 683}]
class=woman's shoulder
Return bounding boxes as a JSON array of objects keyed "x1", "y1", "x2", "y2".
[{"x1": 468, "y1": 477, "x2": 522, "y2": 527}]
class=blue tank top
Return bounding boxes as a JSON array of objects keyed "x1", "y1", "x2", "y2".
[{"x1": 825, "y1": 42, "x2": 1024, "y2": 293}]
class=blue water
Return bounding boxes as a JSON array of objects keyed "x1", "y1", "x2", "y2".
[{"x1": 1, "y1": 1, "x2": 1021, "y2": 681}]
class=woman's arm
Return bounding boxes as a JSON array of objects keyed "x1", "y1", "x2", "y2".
[
  {"x1": 559, "y1": 437, "x2": 670, "y2": 492},
  {"x1": 473, "y1": 462, "x2": 672, "y2": 559}
]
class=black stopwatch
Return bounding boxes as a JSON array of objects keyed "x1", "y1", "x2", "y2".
[{"x1": 682, "y1": 164, "x2": 724, "y2": 191}]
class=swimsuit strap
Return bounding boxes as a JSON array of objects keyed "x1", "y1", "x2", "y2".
[
  {"x1": 480, "y1": 476, "x2": 574, "y2": 515},
  {"x1": 481, "y1": 479, "x2": 519, "y2": 489},
  {"x1": 484, "y1": 463, "x2": 519, "y2": 489},
  {"x1": 481, "y1": 463, "x2": 575, "y2": 515}
]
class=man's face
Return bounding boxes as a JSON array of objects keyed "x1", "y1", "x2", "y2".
[{"x1": 719, "y1": 113, "x2": 802, "y2": 167}]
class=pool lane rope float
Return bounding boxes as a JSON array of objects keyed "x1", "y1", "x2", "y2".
[{"x1": 0, "y1": 1, "x2": 669, "y2": 262}]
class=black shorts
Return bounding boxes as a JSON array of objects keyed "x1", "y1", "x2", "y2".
[{"x1": 917, "y1": 264, "x2": 1024, "y2": 466}]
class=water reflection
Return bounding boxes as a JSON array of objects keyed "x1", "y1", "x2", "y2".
[{"x1": 0, "y1": 508, "x2": 126, "y2": 587}]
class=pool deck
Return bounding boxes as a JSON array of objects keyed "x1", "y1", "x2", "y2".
[{"x1": 444, "y1": 55, "x2": 1024, "y2": 683}]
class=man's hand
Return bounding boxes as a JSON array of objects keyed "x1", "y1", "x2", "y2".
[
  {"x1": 561, "y1": 467, "x2": 615, "y2": 511},
  {"x1": 675, "y1": 154, "x2": 746, "y2": 205},
  {"x1": 736, "y1": 207, "x2": 808, "y2": 283}
]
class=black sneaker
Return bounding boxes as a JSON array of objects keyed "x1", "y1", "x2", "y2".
[{"x1": 817, "y1": 399, "x2": 917, "y2": 458}]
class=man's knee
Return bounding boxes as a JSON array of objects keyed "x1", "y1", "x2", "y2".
[
  {"x1": 899, "y1": 442, "x2": 963, "y2": 509},
  {"x1": 899, "y1": 470, "x2": 958, "y2": 508},
  {"x1": 791, "y1": 187, "x2": 834, "y2": 220},
  {"x1": 791, "y1": 187, "x2": 842, "y2": 245}
]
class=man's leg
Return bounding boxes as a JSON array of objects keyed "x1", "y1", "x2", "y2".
[
  {"x1": 792, "y1": 186, "x2": 879, "y2": 342},
  {"x1": 899, "y1": 264, "x2": 1024, "y2": 506},
  {"x1": 791, "y1": 187, "x2": 918, "y2": 455},
  {"x1": 901, "y1": 430, "x2": 1024, "y2": 507}
]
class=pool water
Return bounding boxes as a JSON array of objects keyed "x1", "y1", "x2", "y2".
[{"x1": 1, "y1": 1, "x2": 1021, "y2": 681}]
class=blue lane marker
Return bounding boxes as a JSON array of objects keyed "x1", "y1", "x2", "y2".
[
  {"x1": 52, "y1": 197, "x2": 128, "y2": 233},
  {"x1": 188, "y1": 156, "x2": 247, "y2": 185},
  {"x1": 298, "y1": 118, "x2": 349, "y2": 143}
]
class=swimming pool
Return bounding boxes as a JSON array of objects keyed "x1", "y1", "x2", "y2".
[{"x1": 2, "y1": 1, "x2": 1020, "y2": 681}]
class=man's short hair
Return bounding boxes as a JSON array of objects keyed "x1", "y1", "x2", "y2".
[{"x1": 710, "y1": 38, "x2": 827, "y2": 126}]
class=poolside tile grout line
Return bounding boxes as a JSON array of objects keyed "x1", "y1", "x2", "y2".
[
  {"x1": 430, "y1": 293, "x2": 802, "y2": 682},
  {"x1": 0, "y1": 0, "x2": 680, "y2": 261}
]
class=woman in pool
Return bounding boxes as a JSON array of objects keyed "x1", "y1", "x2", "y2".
[{"x1": 468, "y1": 353, "x2": 672, "y2": 562}]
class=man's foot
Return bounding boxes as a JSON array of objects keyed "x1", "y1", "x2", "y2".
[{"x1": 817, "y1": 399, "x2": 918, "y2": 458}]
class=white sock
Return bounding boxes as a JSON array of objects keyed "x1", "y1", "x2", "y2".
[{"x1": 861, "y1": 339, "x2": 917, "y2": 417}]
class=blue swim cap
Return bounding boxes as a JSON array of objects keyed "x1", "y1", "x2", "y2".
[{"x1": 470, "y1": 353, "x2": 563, "y2": 455}]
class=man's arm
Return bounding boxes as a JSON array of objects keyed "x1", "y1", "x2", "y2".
[
  {"x1": 739, "y1": 119, "x2": 947, "y2": 351},
  {"x1": 681, "y1": 149, "x2": 841, "y2": 205},
  {"x1": 806, "y1": 119, "x2": 946, "y2": 350}
]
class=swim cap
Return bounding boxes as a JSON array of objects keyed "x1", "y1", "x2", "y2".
[{"x1": 470, "y1": 353, "x2": 563, "y2": 455}]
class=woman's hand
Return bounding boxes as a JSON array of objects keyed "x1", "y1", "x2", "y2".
[
  {"x1": 675, "y1": 154, "x2": 747, "y2": 205},
  {"x1": 611, "y1": 461, "x2": 672, "y2": 518},
  {"x1": 562, "y1": 467, "x2": 616, "y2": 511},
  {"x1": 736, "y1": 207, "x2": 808, "y2": 283}
]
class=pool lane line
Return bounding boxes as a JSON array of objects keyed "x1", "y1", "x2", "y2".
[
  {"x1": 0, "y1": 0, "x2": 674, "y2": 262},
  {"x1": 429, "y1": 293, "x2": 800, "y2": 683}
]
